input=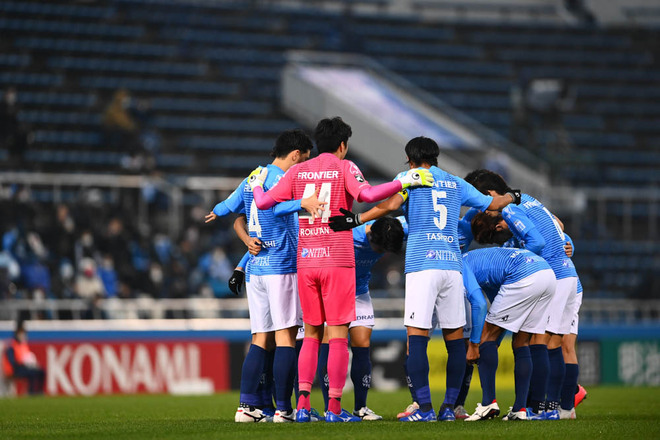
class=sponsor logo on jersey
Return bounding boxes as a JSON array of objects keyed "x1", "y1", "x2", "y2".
[
  {"x1": 251, "y1": 256, "x2": 271, "y2": 266},
  {"x1": 261, "y1": 240, "x2": 277, "y2": 248},
  {"x1": 354, "y1": 174, "x2": 365, "y2": 182},
  {"x1": 426, "y1": 232, "x2": 455, "y2": 242},
  {"x1": 301, "y1": 247, "x2": 331, "y2": 258},
  {"x1": 299, "y1": 226, "x2": 332, "y2": 236},
  {"x1": 513, "y1": 220, "x2": 526, "y2": 231},
  {"x1": 298, "y1": 171, "x2": 339, "y2": 180},
  {"x1": 356, "y1": 258, "x2": 379, "y2": 267},
  {"x1": 425, "y1": 250, "x2": 458, "y2": 261},
  {"x1": 522, "y1": 199, "x2": 542, "y2": 209},
  {"x1": 525, "y1": 257, "x2": 535, "y2": 264},
  {"x1": 562, "y1": 259, "x2": 574, "y2": 268}
]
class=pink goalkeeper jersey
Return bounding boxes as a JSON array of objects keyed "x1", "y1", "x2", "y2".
[{"x1": 265, "y1": 152, "x2": 370, "y2": 269}]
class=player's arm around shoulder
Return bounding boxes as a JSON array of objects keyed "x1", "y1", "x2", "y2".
[{"x1": 205, "y1": 178, "x2": 248, "y2": 223}]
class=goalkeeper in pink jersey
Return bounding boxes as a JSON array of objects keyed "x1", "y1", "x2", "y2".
[{"x1": 249, "y1": 117, "x2": 434, "y2": 422}]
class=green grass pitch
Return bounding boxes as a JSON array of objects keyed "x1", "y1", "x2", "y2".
[{"x1": 1, "y1": 387, "x2": 659, "y2": 439}]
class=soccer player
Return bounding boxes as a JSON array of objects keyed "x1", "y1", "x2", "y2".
[
  {"x1": 249, "y1": 117, "x2": 434, "y2": 422},
  {"x1": 558, "y1": 233, "x2": 584, "y2": 419},
  {"x1": 316, "y1": 216, "x2": 407, "y2": 420},
  {"x1": 467, "y1": 169, "x2": 578, "y2": 419},
  {"x1": 461, "y1": 246, "x2": 556, "y2": 421},
  {"x1": 329, "y1": 137, "x2": 519, "y2": 422},
  {"x1": 205, "y1": 129, "x2": 316, "y2": 422}
]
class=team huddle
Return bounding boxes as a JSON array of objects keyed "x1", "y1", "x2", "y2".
[{"x1": 206, "y1": 117, "x2": 586, "y2": 423}]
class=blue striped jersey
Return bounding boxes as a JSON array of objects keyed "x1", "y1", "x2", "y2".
[
  {"x1": 503, "y1": 194, "x2": 577, "y2": 280},
  {"x1": 353, "y1": 216, "x2": 408, "y2": 296},
  {"x1": 462, "y1": 247, "x2": 552, "y2": 301},
  {"x1": 463, "y1": 264, "x2": 487, "y2": 344},
  {"x1": 458, "y1": 207, "x2": 480, "y2": 253},
  {"x1": 242, "y1": 164, "x2": 298, "y2": 276},
  {"x1": 399, "y1": 166, "x2": 493, "y2": 273}
]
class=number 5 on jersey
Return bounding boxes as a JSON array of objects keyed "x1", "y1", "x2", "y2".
[
  {"x1": 300, "y1": 182, "x2": 331, "y2": 224},
  {"x1": 432, "y1": 190, "x2": 448, "y2": 230}
]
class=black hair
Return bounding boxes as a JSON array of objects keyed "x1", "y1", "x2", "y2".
[
  {"x1": 470, "y1": 212, "x2": 513, "y2": 245},
  {"x1": 464, "y1": 169, "x2": 509, "y2": 196},
  {"x1": 271, "y1": 129, "x2": 314, "y2": 158},
  {"x1": 313, "y1": 117, "x2": 352, "y2": 154},
  {"x1": 370, "y1": 217, "x2": 405, "y2": 253},
  {"x1": 404, "y1": 137, "x2": 439, "y2": 167}
]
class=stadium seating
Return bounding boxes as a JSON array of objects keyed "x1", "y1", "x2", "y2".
[{"x1": 1, "y1": 0, "x2": 658, "y2": 300}]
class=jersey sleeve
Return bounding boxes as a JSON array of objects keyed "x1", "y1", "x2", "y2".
[
  {"x1": 502, "y1": 205, "x2": 546, "y2": 254},
  {"x1": 273, "y1": 199, "x2": 302, "y2": 217},
  {"x1": 264, "y1": 167, "x2": 295, "y2": 203},
  {"x1": 457, "y1": 177, "x2": 493, "y2": 211},
  {"x1": 236, "y1": 251, "x2": 251, "y2": 270},
  {"x1": 463, "y1": 265, "x2": 487, "y2": 344},
  {"x1": 396, "y1": 215, "x2": 409, "y2": 240},
  {"x1": 212, "y1": 179, "x2": 247, "y2": 216},
  {"x1": 343, "y1": 160, "x2": 371, "y2": 200}
]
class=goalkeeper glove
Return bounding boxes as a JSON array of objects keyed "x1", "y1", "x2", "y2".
[
  {"x1": 329, "y1": 208, "x2": 362, "y2": 232},
  {"x1": 397, "y1": 168, "x2": 434, "y2": 189},
  {"x1": 505, "y1": 188, "x2": 522, "y2": 205},
  {"x1": 228, "y1": 269, "x2": 245, "y2": 296},
  {"x1": 247, "y1": 166, "x2": 268, "y2": 191}
]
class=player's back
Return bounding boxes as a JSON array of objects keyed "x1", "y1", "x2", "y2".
[
  {"x1": 505, "y1": 194, "x2": 577, "y2": 280},
  {"x1": 243, "y1": 164, "x2": 297, "y2": 275},
  {"x1": 289, "y1": 152, "x2": 368, "y2": 269},
  {"x1": 404, "y1": 166, "x2": 463, "y2": 274},
  {"x1": 463, "y1": 247, "x2": 551, "y2": 299}
]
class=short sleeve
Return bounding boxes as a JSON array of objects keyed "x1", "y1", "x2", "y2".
[{"x1": 457, "y1": 177, "x2": 493, "y2": 211}]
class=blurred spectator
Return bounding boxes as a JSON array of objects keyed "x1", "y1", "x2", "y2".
[
  {"x1": 97, "y1": 254, "x2": 119, "y2": 298},
  {"x1": 0, "y1": 251, "x2": 19, "y2": 300},
  {"x1": 102, "y1": 89, "x2": 143, "y2": 171},
  {"x1": 197, "y1": 246, "x2": 233, "y2": 298},
  {"x1": 1, "y1": 87, "x2": 32, "y2": 169},
  {"x1": 2, "y1": 321, "x2": 45, "y2": 395},
  {"x1": 74, "y1": 258, "x2": 105, "y2": 300}
]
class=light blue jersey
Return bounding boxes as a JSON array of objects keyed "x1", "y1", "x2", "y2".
[
  {"x1": 241, "y1": 164, "x2": 300, "y2": 276},
  {"x1": 400, "y1": 166, "x2": 493, "y2": 274},
  {"x1": 463, "y1": 264, "x2": 487, "y2": 344},
  {"x1": 502, "y1": 194, "x2": 577, "y2": 280},
  {"x1": 463, "y1": 247, "x2": 552, "y2": 302},
  {"x1": 354, "y1": 216, "x2": 408, "y2": 296},
  {"x1": 564, "y1": 232, "x2": 583, "y2": 295},
  {"x1": 458, "y1": 208, "x2": 480, "y2": 253}
]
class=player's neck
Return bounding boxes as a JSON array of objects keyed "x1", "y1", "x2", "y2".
[{"x1": 271, "y1": 158, "x2": 290, "y2": 172}]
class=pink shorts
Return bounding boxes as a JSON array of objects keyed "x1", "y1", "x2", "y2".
[{"x1": 297, "y1": 266, "x2": 356, "y2": 326}]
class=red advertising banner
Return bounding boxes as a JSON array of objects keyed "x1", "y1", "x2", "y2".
[{"x1": 25, "y1": 340, "x2": 229, "y2": 396}]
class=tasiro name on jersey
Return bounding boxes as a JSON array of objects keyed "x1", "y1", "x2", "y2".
[
  {"x1": 434, "y1": 180, "x2": 457, "y2": 189},
  {"x1": 426, "y1": 233, "x2": 454, "y2": 242},
  {"x1": 298, "y1": 171, "x2": 339, "y2": 180},
  {"x1": 261, "y1": 240, "x2": 276, "y2": 248},
  {"x1": 425, "y1": 250, "x2": 458, "y2": 261},
  {"x1": 251, "y1": 256, "x2": 271, "y2": 266},
  {"x1": 301, "y1": 247, "x2": 331, "y2": 258},
  {"x1": 300, "y1": 226, "x2": 332, "y2": 236}
]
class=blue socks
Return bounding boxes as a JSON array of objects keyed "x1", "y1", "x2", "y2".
[
  {"x1": 528, "y1": 344, "x2": 549, "y2": 412},
  {"x1": 316, "y1": 342, "x2": 330, "y2": 411},
  {"x1": 479, "y1": 341, "x2": 498, "y2": 406},
  {"x1": 407, "y1": 335, "x2": 431, "y2": 411},
  {"x1": 513, "y1": 346, "x2": 532, "y2": 412},
  {"x1": 260, "y1": 349, "x2": 275, "y2": 409},
  {"x1": 546, "y1": 347, "x2": 565, "y2": 410},
  {"x1": 456, "y1": 363, "x2": 474, "y2": 407},
  {"x1": 404, "y1": 354, "x2": 417, "y2": 402},
  {"x1": 239, "y1": 344, "x2": 266, "y2": 406},
  {"x1": 350, "y1": 346, "x2": 371, "y2": 411},
  {"x1": 561, "y1": 363, "x2": 579, "y2": 410},
  {"x1": 443, "y1": 338, "x2": 466, "y2": 407},
  {"x1": 274, "y1": 346, "x2": 296, "y2": 411}
]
